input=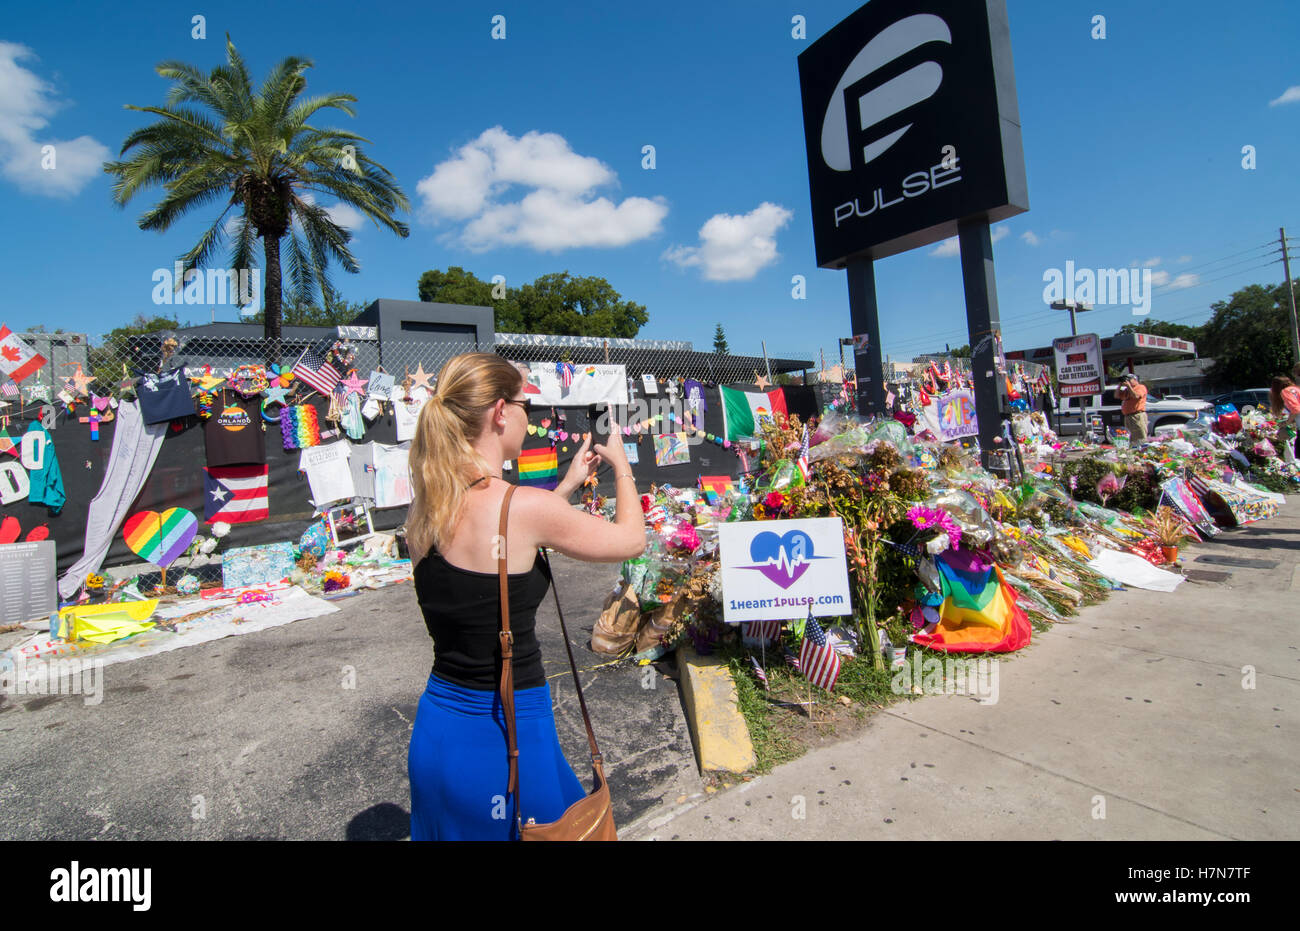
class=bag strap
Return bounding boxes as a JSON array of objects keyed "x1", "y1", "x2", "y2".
[{"x1": 496, "y1": 485, "x2": 604, "y2": 834}]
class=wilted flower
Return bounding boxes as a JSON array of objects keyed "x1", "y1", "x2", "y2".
[{"x1": 1096, "y1": 472, "x2": 1125, "y2": 505}]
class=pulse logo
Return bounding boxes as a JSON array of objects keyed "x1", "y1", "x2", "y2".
[
  {"x1": 740, "y1": 529, "x2": 828, "y2": 589},
  {"x1": 819, "y1": 14, "x2": 951, "y2": 172}
]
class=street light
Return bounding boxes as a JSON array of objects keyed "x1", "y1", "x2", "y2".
[{"x1": 1049, "y1": 300, "x2": 1093, "y2": 336}]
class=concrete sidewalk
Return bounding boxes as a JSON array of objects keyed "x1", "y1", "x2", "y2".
[{"x1": 623, "y1": 499, "x2": 1300, "y2": 841}]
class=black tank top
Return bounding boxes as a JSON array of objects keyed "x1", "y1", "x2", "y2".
[{"x1": 414, "y1": 547, "x2": 550, "y2": 690}]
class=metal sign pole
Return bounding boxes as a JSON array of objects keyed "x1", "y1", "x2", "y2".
[
  {"x1": 958, "y1": 219, "x2": 1004, "y2": 466},
  {"x1": 845, "y1": 257, "x2": 886, "y2": 418}
]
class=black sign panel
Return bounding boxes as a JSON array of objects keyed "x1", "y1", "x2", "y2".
[{"x1": 798, "y1": 0, "x2": 1028, "y2": 267}]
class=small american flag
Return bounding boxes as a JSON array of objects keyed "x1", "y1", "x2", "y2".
[
  {"x1": 884, "y1": 538, "x2": 923, "y2": 559},
  {"x1": 748, "y1": 654, "x2": 768, "y2": 691},
  {"x1": 782, "y1": 645, "x2": 801, "y2": 673},
  {"x1": 292, "y1": 347, "x2": 341, "y2": 395},
  {"x1": 742, "y1": 620, "x2": 782, "y2": 644},
  {"x1": 0, "y1": 380, "x2": 16, "y2": 397},
  {"x1": 798, "y1": 610, "x2": 842, "y2": 692},
  {"x1": 558, "y1": 361, "x2": 574, "y2": 389}
]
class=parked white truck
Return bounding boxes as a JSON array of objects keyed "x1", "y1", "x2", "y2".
[{"x1": 1054, "y1": 385, "x2": 1211, "y2": 437}]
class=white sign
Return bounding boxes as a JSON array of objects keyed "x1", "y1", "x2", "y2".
[
  {"x1": 1052, "y1": 333, "x2": 1103, "y2": 397},
  {"x1": 525, "y1": 362, "x2": 629, "y2": 406},
  {"x1": 717, "y1": 517, "x2": 852, "y2": 623}
]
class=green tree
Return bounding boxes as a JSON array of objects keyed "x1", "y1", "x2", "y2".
[
  {"x1": 250, "y1": 293, "x2": 368, "y2": 327},
  {"x1": 103, "y1": 35, "x2": 410, "y2": 352},
  {"x1": 1200, "y1": 283, "x2": 1297, "y2": 388},
  {"x1": 92, "y1": 314, "x2": 186, "y2": 389},
  {"x1": 713, "y1": 323, "x2": 730, "y2": 354},
  {"x1": 102, "y1": 313, "x2": 185, "y2": 343},
  {"x1": 949, "y1": 344, "x2": 971, "y2": 358},
  {"x1": 417, "y1": 267, "x2": 522, "y2": 330},
  {"x1": 418, "y1": 268, "x2": 646, "y2": 337}
]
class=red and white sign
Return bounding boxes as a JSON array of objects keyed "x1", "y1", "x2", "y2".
[{"x1": 1053, "y1": 333, "x2": 1103, "y2": 397}]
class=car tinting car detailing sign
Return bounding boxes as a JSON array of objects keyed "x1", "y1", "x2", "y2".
[
  {"x1": 1053, "y1": 333, "x2": 1104, "y2": 397},
  {"x1": 718, "y1": 517, "x2": 852, "y2": 623},
  {"x1": 798, "y1": 0, "x2": 1028, "y2": 267}
]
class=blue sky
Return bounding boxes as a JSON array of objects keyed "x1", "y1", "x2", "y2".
[{"x1": 2, "y1": 0, "x2": 1297, "y2": 366}]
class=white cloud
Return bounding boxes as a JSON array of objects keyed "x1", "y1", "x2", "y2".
[
  {"x1": 929, "y1": 225, "x2": 1008, "y2": 257},
  {"x1": 662, "y1": 202, "x2": 793, "y2": 281},
  {"x1": 1143, "y1": 256, "x2": 1162, "y2": 267},
  {"x1": 416, "y1": 126, "x2": 667, "y2": 251},
  {"x1": 1021, "y1": 230, "x2": 1041, "y2": 246},
  {"x1": 0, "y1": 41, "x2": 110, "y2": 197},
  {"x1": 324, "y1": 203, "x2": 365, "y2": 231},
  {"x1": 1269, "y1": 85, "x2": 1300, "y2": 106},
  {"x1": 1150, "y1": 270, "x2": 1198, "y2": 290},
  {"x1": 1177, "y1": 255, "x2": 1192, "y2": 264}
]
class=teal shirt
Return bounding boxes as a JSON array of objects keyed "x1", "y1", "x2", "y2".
[{"x1": 24, "y1": 422, "x2": 64, "y2": 514}]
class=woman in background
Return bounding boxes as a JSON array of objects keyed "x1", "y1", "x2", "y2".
[{"x1": 1269, "y1": 375, "x2": 1300, "y2": 463}]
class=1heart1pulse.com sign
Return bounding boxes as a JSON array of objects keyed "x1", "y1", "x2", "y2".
[
  {"x1": 797, "y1": 0, "x2": 1028, "y2": 268},
  {"x1": 718, "y1": 517, "x2": 852, "y2": 623}
]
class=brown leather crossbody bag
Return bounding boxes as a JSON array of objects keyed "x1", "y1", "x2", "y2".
[{"x1": 496, "y1": 484, "x2": 617, "y2": 841}]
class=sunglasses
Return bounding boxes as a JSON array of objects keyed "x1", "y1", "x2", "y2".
[{"x1": 502, "y1": 398, "x2": 529, "y2": 410}]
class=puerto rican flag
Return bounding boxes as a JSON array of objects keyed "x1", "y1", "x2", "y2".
[
  {"x1": 0, "y1": 326, "x2": 47, "y2": 384},
  {"x1": 203, "y1": 464, "x2": 269, "y2": 523}
]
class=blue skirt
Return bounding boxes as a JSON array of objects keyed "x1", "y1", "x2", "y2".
[{"x1": 408, "y1": 672, "x2": 586, "y2": 841}]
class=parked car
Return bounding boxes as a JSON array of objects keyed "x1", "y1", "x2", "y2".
[
  {"x1": 1205, "y1": 389, "x2": 1270, "y2": 413},
  {"x1": 1055, "y1": 386, "x2": 1212, "y2": 437}
]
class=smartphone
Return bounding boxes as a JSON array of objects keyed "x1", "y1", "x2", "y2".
[{"x1": 587, "y1": 402, "x2": 611, "y2": 448}]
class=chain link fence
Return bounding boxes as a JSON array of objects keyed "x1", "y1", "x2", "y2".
[{"x1": 7, "y1": 330, "x2": 826, "y2": 402}]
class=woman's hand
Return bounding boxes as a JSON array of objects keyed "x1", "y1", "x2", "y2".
[{"x1": 554, "y1": 432, "x2": 598, "y2": 498}]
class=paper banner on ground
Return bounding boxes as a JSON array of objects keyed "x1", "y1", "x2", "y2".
[
  {"x1": 2, "y1": 586, "x2": 339, "y2": 682},
  {"x1": 1086, "y1": 549, "x2": 1185, "y2": 592},
  {"x1": 525, "y1": 362, "x2": 628, "y2": 406}
]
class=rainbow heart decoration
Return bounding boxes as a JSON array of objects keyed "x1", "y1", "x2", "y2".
[{"x1": 123, "y1": 508, "x2": 198, "y2": 568}]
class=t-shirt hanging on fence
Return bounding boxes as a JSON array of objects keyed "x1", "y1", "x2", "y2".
[
  {"x1": 137, "y1": 368, "x2": 196, "y2": 424},
  {"x1": 298, "y1": 441, "x2": 355, "y2": 507},
  {"x1": 204, "y1": 395, "x2": 266, "y2": 466},
  {"x1": 349, "y1": 442, "x2": 376, "y2": 501},
  {"x1": 392, "y1": 392, "x2": 425, "y2": 442},
  {"x1": 371, "y1": 443, "x2": 413, "y2": 509}
]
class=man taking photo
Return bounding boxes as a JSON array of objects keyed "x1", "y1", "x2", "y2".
[{"x1": 1116, "y1": 373, "x2": 1148, "y2": 444}]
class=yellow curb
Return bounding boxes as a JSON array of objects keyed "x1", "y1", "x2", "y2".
[{"x1": 676, "y1": 646, "x2": 756, "y2": 775}]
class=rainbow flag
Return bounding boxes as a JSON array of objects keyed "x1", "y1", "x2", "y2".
[
  {"x1": 911, "y1": 549, "x2": 1031, "y2": 653},
  {"x1": 698, "y1": 475, "x2": 734, "y2": 503},
  {"x1": 517, "y1": 446, "x2": 558, "y2": 490}
]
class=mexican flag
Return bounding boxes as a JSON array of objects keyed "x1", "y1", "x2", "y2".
[{"x1": 720, "y1": 386, "x2": 787, "y2": 440}]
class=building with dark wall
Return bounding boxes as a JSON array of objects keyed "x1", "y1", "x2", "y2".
[{"x1": 350, "y1": 299, "x2": 495, "y2": 347}]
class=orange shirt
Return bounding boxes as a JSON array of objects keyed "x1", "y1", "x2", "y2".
[
  {"x1": 1119, "y1": 383, "x2": 1147, "y2": 414},
  {"x1": 1281, "y1": 385, "x2": 1300, "y2": 415}
]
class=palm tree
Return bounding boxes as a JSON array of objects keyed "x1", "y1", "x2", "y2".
[{"x1": 104, "y1": 35, "x2": 409, "y2": 355}]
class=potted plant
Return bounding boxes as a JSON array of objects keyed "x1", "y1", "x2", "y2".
[{"x1": 1150, "y1": 506, "x2": 1191, "y2": 562}]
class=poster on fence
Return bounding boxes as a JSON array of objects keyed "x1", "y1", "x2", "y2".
[
  {"x1": 1053, "y1": 334, "x2": 1103, "y2": 397},
  {"x1": 717, "y1": 517, "x2": 851, "y2": 623},
  {"x1": 526, "y1": 362, "x2": 628, "y2": 406},
  {"x1": 937, "y1": 389, "x2": 979, "y2": 441}
]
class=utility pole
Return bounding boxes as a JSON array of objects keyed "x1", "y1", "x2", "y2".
[{"x1": 1281, "y1": 228, "x2": 1300, "y2": 366}]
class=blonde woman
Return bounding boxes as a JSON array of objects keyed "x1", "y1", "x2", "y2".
[{"x1": 405, "y1": 353, "x2": 644, "y2": 840}]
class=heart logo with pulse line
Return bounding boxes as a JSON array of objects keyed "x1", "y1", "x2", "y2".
[{"x1": 743, "y1": 529, "x2": 826, "y2": 589}]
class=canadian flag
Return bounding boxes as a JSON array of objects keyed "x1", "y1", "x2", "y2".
[{"x1": 0, "y1": 326, "x2": 47, "y2": 383}]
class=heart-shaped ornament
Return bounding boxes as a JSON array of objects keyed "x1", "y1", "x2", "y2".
[
  {"x1": 123, "y1": 508, "x2": 198, "y2": 568},
  {"x1": 558, "y1": 430, "x2": 568, "y2": 441},
  {"x1": 541, "y1": 418, "x2": 552, "y2": 429},
  {"x1": 527, "y1": 424, "x2": 537, "y2": 435}
]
